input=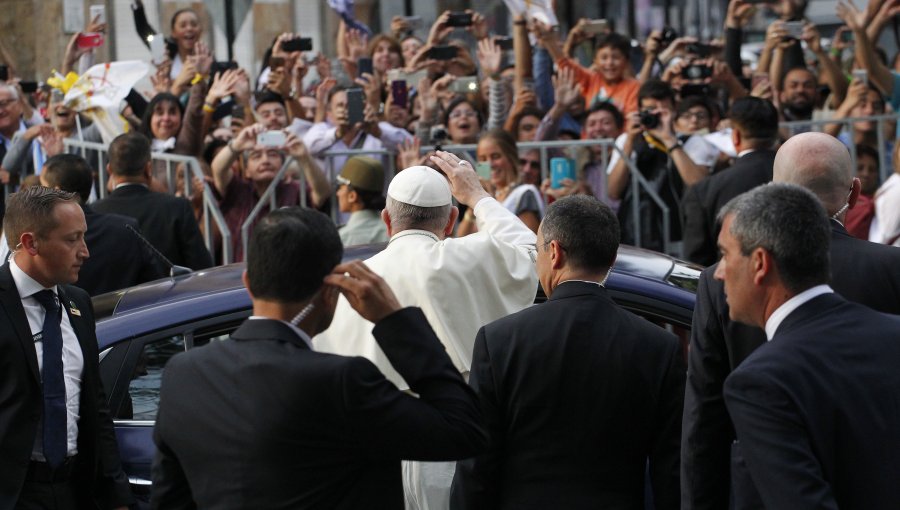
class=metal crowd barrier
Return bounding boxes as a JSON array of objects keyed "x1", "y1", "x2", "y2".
[
  {"x1": 63, "y1": 139, "x2": 234, "y2": 264},
  {"x1": 240, "y1": 156, "x2": 299, "y2": 260},
  {"x1": 53, "y1": 111, "x2": 900, "y2": 265},
  {"x1": 779, "y1": 112, "x2": 899, "y2": 184},
  {"x1": 318, "y1": 139, "x2": 676, "y2": 256}
]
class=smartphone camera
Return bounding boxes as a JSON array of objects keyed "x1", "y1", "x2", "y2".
[
  {"x1": 639, "y1": 110, "x2": 661, "y2": 129},
  {"x1": 430, "y1": 126, "x2": 449, "y2": 142},
  {"x1": 257, "y1": 131, "x2": 286, "y2": 147},
  {"x1": 685, "y1": 43, "x2": 711, "y2": 58},
  {"x1": 282, "y1": 37, "x2": 313, "y2": 52},
  {"x1": 446, "y1": 12, "x2": 473, "y2": 27}
]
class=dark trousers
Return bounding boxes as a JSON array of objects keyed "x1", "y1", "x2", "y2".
[
  {"x1": 16, "y1": 480, "x2": 77, "y2": 510},
  {"x1": 16, "y1": 459, "x2": 78, "y2": 510}
]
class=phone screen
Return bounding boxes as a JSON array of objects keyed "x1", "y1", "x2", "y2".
[
  {"x1": 475, "y1": 162, "x2": 492, "y2": 180},
  {"x1": 425, "y1": 46, "x2": 458, "y2": 61},
  {"x1": 346, "y1": 88, "x2": 365, "y2": 125},
  {"x1": 283, "y1": 37, "x2": 313, "y2": 52},
  {"x1": 446, "y1": 12, "x2": 473, "y2": 27},
  {"x1": 357, "y1": 57, "x2": 373, "y2": 78},
  {"x1": 391, "y1": 81, "x2": 408, "y2": 109}
]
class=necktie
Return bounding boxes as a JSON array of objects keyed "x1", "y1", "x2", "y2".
[{"x1": 32, "y1": 290, "x2": 67, "y2": 468}]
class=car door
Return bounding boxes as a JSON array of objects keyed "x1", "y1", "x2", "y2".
[{"x1": 99, "y1": 311, "x2": 249, "y2": 507}]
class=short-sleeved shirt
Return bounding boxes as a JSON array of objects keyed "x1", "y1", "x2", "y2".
[{"x1": 557, "y1": 57, "x2": 640, "y2": 115}]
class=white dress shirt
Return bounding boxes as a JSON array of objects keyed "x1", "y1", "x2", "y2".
[
  {"x1": 764, "y1": 284, "x2": 833, "y2": 341},
  {"x1": 10, "y1": 258, "x2": 84, "y2": 459}
]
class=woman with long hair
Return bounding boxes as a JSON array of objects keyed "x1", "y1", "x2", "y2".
[{"x1": 458, "y1": 129, "x2": 543, "y2": 235}]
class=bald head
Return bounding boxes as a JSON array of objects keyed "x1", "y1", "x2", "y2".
[{"x1": 773, "y1": 133, "x2": 854, "y2": 215}]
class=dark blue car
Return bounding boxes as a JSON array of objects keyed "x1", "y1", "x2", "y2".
[{"x1": 93, "y1": 244, "x2": 700, "y2": 505}]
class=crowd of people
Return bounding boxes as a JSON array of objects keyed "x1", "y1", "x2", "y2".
[
  {"x1": 2, "y1": 0, "x2": 900, "y2": 509},
  {"x1": 0, "y1": 0, "x2": 899, "y2": 268}
]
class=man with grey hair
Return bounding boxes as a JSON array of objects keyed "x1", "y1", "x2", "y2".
[
  {"x1": 315, "y1": 151, "x2": 537, "y2": 510},
  {"x1": 715, "y1": 183, "x2": 900, "y2": 509},
  {"x1": 452, "y1": 195, "x2": 684, "y2": 509},
  {"x1": 0, "y1": 82, "x2": 44, "y2": 222},
  {"x1": 682, "y1": 132, "x2": 900, "y2": 510}
]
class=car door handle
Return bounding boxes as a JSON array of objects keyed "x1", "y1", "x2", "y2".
[{"x1": 129, "y1": 476, "x2": 152, "y2": 486}]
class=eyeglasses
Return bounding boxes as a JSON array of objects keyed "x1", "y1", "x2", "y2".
[
  {"x1": 680, "y1": 111, "x2": 709, "y2": 121},
  {"x1": 520, "y1": 159, "x2": 541, "y2": 169},
  {"x1": 449, "y1": 109, "x2": 478, "y2": 120},
  {"x1": 0, "y1": 98, "x2": 17, "y2": 109}
]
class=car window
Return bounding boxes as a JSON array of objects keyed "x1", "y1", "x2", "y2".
[
  {"x1": 124, "y1": 335, "x2": 185, "y2": 421},
  {"x1": 115, "y1": 321, "x2": 243, "y2": 421}
]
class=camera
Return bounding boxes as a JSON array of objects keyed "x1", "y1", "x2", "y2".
[
  {"x1": 682, "y1": 64, "x2": 713, "y2": 80},
  {"x1": 639, "y1": 110, "x2": 661, "y2": 129},
  {"x1": 660, "y1": 27, "x2": 678, "y2": 47},
  {"x1": 430, "y1": 126, "x2": 449, "y2": 142}
]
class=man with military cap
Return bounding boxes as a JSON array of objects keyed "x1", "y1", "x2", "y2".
[{"x1": 337, "y1": 156, "x2": 389, "y2": 246}]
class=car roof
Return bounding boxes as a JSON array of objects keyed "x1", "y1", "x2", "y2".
[{"x1": 94, "y1": 244, "x2": 700, "y2": 348}]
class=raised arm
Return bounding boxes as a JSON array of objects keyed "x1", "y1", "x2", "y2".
[
  {"x1": 803, "y1": 23, "x2": 847, "y2": 107},
  {"x1": 838, "y1": 0, "x2": 894, "y2": 97},
  {"x1": 284, "y1": 132, "x2": 330, "y2": 209},
  {"x1": 210, "y1": 123, "x2": 264, "y2": 195}
]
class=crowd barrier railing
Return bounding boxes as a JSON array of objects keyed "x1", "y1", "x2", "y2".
[
  {"x1": 779, "y1": 112, "x2": 899, "y2": 184},
  {"x1": 56, "y1": 111, "x2": 900, "y2": 267},
  {"x1": 240, "y1": 156, "x2": 300, "y2": 260},
  {"x1": 63, "y1": 139, "x2": 234, "y2": 265},
  {"x1": 319, "y1": 139, "x2": 677, "y2": 256}
]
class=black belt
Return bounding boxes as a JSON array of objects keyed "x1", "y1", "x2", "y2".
[{"x1": 26, "y1": 456, "x2": 77, "y2": 483}]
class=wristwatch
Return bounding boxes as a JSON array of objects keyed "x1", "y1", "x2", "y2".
[{"x1": 667, "y1": 140, "x2": 683, "y2": 153}]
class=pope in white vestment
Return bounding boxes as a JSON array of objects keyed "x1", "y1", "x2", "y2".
[
  {"x1": 315, "y1": 167, "x2": 538, "y2": 389},
  {"x1": 315, "y1": 159, "x2": 538, "y2": 510}
]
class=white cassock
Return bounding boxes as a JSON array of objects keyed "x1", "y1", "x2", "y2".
[{"x1": 314, "y1": 196, "x2": 538, "y2": 510}]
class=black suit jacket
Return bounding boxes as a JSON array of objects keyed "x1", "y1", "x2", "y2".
[
  {"x1": 724, "y1": 293, "x2": 900, "y2": 509},
  {"x1": 92, "y1": 184, "x2": 213, "y2": 271},
  {"x1": 151, "y1": 308, "x2": 486, "y2": 509},
  {"x1": 681, "y1": 221, "x2": 900, "y2": 510},
  {"x1": 77, "y1": 205, "x2": 165, "y2": 296},
  {"x1": 451, "y1": 282, "x2": 685, "y2": 510},
  {"x1": 0, "y1": 264, "x2": 133, "y2": 509},
  {"x1": 681, "y1": 149, "x2": 777, "y2": 266}
]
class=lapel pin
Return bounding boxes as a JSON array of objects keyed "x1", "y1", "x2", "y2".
[{"x1": 69, "y1": 301, "x2": 81, "y2": 316}]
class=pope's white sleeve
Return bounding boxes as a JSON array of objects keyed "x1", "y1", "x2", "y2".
[{"x1": 472, "y1": 197, "x2": 537, "y2": 250}]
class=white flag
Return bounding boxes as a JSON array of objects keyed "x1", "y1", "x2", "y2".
[{"x1": 502, "y1": 0, "x2": 558, "y2": 26}]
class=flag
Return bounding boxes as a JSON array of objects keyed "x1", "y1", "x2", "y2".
[
  {"x1": 327, "y1": 0, "x2": 372, "y2": 36},
  {"x1": 63, "y1": 61, "x2": 149, "y2": 143},
  {"x1": 502, "y1": 0, "x2": 559, "y2": 26}
]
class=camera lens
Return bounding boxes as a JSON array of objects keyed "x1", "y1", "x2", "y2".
[{"x1": 639, "y1": 110, "x2": 660, "y2": 129}]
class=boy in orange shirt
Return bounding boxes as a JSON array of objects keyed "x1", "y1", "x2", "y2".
[{"x1": 535, "y1": 21, "x2": 640, "y2": 115}]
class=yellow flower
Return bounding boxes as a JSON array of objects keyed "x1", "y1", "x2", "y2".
[{"x1": 46, "y1": 71, "x2": 80, "y2": 94}]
